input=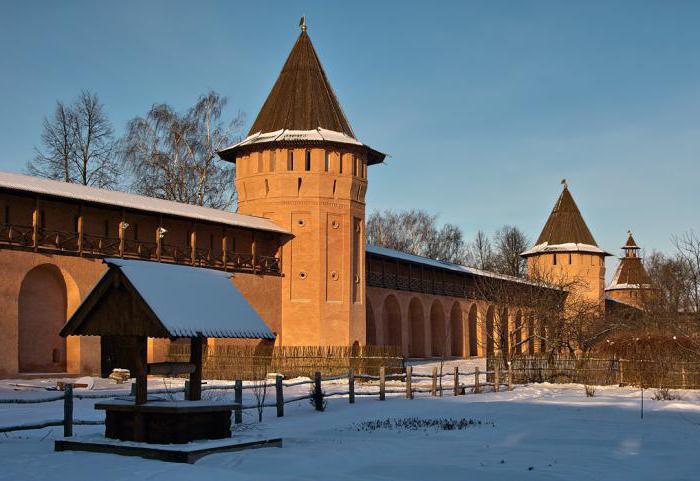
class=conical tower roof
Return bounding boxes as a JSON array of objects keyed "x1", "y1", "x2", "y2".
[
  {"x1": 248, "y1": 30, "x2": 354, "y2": 137},
  {"x1": 522, "y1": 182, "x2": 610, "y2": 257},
  {"x1": 607, "y1": 232, "x2": 652, "y2": 291},
  {"x1": 219, "y1": 23, "x2": 385, "y2": 164}
]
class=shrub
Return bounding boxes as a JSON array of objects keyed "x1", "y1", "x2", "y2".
[
  {"x1": 584, "y1": 385, "x2": 596, "y2": 397},
  {"x1": 652, "y1": 388, "x2": 681, "y2": 401}
]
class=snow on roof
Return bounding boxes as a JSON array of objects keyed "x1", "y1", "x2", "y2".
[
  {"x1": 366, "y1": 245, "x2": 547, "y2": 288},
  {"x1": 106, "y1": 258, "x2": 275, "y2": 339},
  {"x1": 521, "y1": 242, "x2": 611, "y2": 257},
  {"x1": 0, "y1": 170, "x2": 289, "y2": 235},
  {"x1": 218, "y1": 128, "x2": 386, "y2": 165}
]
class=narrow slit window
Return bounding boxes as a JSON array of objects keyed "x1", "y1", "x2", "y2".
[
  {"x1": 324, "y1": 151, "x2": 330, "y2": 172},
  {"x1": 270, "y1": 150, "x2": 276, "y2": 172},
  {"x1": 338, "y1": 153, "x2": 343, "y2": 174},
  {"x1": 553, "y1": 254, "x2": 557, "y2": 265},
  {"x1": 257, "y1": 152, "x2": 263, "y2": 173},
  {"x1": 352, "y1": 155, "x2": 357, "y2": 176},
  {"x1": 332, "y1": 179, "x2": 336, "y2": 196},
  {"x1": 287, "y1": 150, "x2": 294, "y2": 171},
  {"x1": 265, "y1": 178, "x2": 270, "y2": 196},
  {"x1": 297, "y1": 177, "x2": 302, "y2": 195},
  {"x1": 305, "y1": 150, "x2": 311, "y2": 171},
  {"x1": 568, "y1": 253, "x2": 572, "y2": 264}
]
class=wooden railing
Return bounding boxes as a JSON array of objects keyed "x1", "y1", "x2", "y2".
[
  {"x1": 367, "y1": 270, "x2": 466, "y2": 297},
  {"x1": 0, "y1": 223, "x2": 281, "y2": 275}
]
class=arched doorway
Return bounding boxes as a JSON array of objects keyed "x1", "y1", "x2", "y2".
[
  {"x1": 18, "y1": 264, "x2": 69, "y2": 372},
  {"x1": 430, "y1": 300, "x2": 446, "y2": 357},
  {"x1": 468, "y1": 304, "x2": 478, "y2": 356},
  {"x1": 498, "y1": 308, "x2": 509, "y2": 355},
  {"x1": 382, "y1": 295, "x2": 402, "y2": 348},
  {"x1": 408, "y1": 298, "x2": 425, "y2": 357},
  {"x1": 449, "y1": 302, "x2": 463, "y2": 357},
  {"x1": 514, "y1": 311, "x2": 523, "y2": 354},
  {"x1": 485, "y1": 306, "x2": 495, "y2": 357},
  {"x1": 366, "y1": 300, "x2": 377, "y2": 345}
]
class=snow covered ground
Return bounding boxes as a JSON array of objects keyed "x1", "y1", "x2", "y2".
[{"x1": 2, "y1": 359, "x2": 700, "y2": 481}]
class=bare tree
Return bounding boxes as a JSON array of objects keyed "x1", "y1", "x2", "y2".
[
  {"x1": 28, "y1": 91, "x2": 120, "y2": 188},
  {"x1": 251, "y1": 369, "x2": 268, "y2": 423},
  {"x1": 493, "y1": 225, "x2": 529, "y2": 278},
  {"x1": 366, "y1": 209, "x2": 467, "y2": 263},
  {"x1": 465, "y1": 230, "x2": 496, "y2": 271},
  {"x1": 122, "y1": 91, "x2": 243, "y2": 210},
  {"x1": 672, "y1": 230, "x2": 700, "y2": 314}
]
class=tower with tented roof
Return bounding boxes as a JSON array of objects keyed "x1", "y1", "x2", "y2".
[
  {"x1": 521, "y1": 181, "x2": 611, "y2": 306},
  {"x1": 605, "y1": 231, "x2": 654, "y2": 309},
  {"x1": 218, "y1": 19, "x2": 385, "y2": 346}
]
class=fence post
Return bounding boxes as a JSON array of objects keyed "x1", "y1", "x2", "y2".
[
  {"x1": 406, "y1": 366, "x2": 413, "y2": 399},
  {"x1": 379, "y1": 367, "x2": 386, "y2": 401},
  {"x1": 275, "y1": 375, "x2": 284, "y2": 418},
  {"x1": 682, "y1": 366, "x2": 687, "y2": 389},
  {"x1": 474, "y1": 366, "x2": 480, "y2": 393},
  {"x1": 494, "y1": 364, "x2": 500, "y2": 392},
  {"x1": 130, "y1": 381, "x2": 137, "y2": 397},
  {"x1": 618, "y1": 361, "x2": 624, "y2": 387},
  {"x1": 234, "y1": 380, "x2": 242, "y2": 424},
  {"x1": 454, "y1": 366, "x2": 460, "y2": 396},
  {"x1": 507, "y1": 364, "x2": 513, "y2": 391},
  {"x1": 314, "y1": 371, "x2": 323, "y2": 411},
  {"x1": 63, "y1": 383, "x2": 73, "y2": 438},
  {"x1": 431, "y1": 367, "x2": 437, "y2": 396},
  {"x1": 349, "y1": 369, "x2": 355, "y2": 404},
  {"x1": 184, "y1": 380, "x2": 190, "y2": 401}
]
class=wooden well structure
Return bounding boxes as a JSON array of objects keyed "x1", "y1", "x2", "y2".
[{"x1": 60, "y1": 258, "x2": 275, "y2": 444}]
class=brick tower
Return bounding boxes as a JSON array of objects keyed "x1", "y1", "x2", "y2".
[
  {"x1": 605, "y1": 231, "x2": 654, "y2": 309},
  {"x1": 219, "y1": 21, "x2": 385, "y2": 346},
  {"x1": 522, "y1": 181, "x2": 610, "y2": 307}
]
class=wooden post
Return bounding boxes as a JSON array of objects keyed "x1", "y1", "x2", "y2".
[
  {"x1": 77, "y1": 206, "x2": 83, "y2": 255},
  {"x1": 682, "y1": 366, "x2": 687, "y2": 389},
  {"x1": 314, "y1": 371, "x2": 323, "y2": 411},
  {"x1": 275, "y1": 375, "x2": 284, "y2": 417},
  {"x1": 32, "y1": 197, "x2": 39, "y2": 251},
  {"x1": 234, "y1": 380, "x2": 243, "y2": 424},
  {"x1": 494, "y1": 364, "x2": 500, "y2": 392},
  {"x1": 406, "y1": 366, "x2": 413, "y2": 399},
  {"x1": 155, "y1": 228, "x2": 162, "y2": 261},
  {"x1": 188, "y1": 337, "x2": 203, "y2": 401},
  {"x1": 474, "y1": 366, "x2": 480, "y2": 393},
  {"x1": 508, "y1": 364, "x2": 513, "y2": 391},
  {"x1": 454, "y1": 366, "x2": 459, "y2": 396},
  {"x1": 131, "y1": 336, "x2": 148, "y2": 406},
  {"x1": 222, "y1": 233, "x2": 228, "y2": 270},
  {"x1": 184, "y1": 380, "x2": 190, "y2": 400},
  {"x1": 63, "y1": 383, "x2": 73, "y2": 437},
  {"x1": 618, "y1": 360, "x2": 625, "y2": 387},
  {"x1": 348, "y1": 369, "x2": 355, "y2": 404},
  {"x1": 119, "y1": 211, "x2": 126, "y2": 258},
  {"x1": 190, "y1": 227, "x2": 197, "y2": 266},
  {"x1": 431, "y1": 367, "x2": 437, "y2": 396},
  {"x1": 379, "y1": 367, "x2": 386, "y2": 401}
]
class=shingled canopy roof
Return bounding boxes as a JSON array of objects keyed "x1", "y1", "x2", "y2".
[
  {"x1": 218, "y1": 28, "x2": 385, "y2": 164},
  {"x1": 61, "y1": 259, "x2": 275, "y2": 339},
  {"x1": 607, "y1": 233, "x2": 652, "y2": 291},
  {"x1": 522, "y1": 184, "x2": 610, "y2": 257}
]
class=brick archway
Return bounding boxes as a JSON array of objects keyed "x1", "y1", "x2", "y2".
[
  {"x1": 366, "y1": 300, "x2": 377, "y2": 345},
  {"x1": 408, "y1": 297, "x2": 425, "y2": 357},
  {"x1": 468, "y1": 304, "x2": 479, "y2": 356},
  {"x1": 430, "y1": 300, "x2": 446, "y2": 357},
  {"x1": 18, "y1": 264, "x2": 73, "y2": 373},
  {"x1": 381, "y1": 295, "x2": 402, "y2": 348},
  {"x1": 449, "y1": 301, "x2": 463, "y2": 357}
]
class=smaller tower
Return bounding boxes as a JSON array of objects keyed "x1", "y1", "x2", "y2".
[
  {"x1": 522, "y1": 181, "x2": 611, "y2": 307},
  {"x1": 605, "y1": 231, "x2": 654, "y2": 309}
]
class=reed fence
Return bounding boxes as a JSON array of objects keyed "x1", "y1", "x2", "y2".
[
  {"x1": 487, "y1": 355, "x2": 700, "y2": 389},
  {"x1": 167, "y1": 344, "x2": 405, "y2": 380}
]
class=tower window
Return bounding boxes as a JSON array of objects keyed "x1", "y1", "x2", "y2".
[
  {"x1": 265, "y1": 179, "x2": 270, "y2": 196},
  {"x1": 332, "y1": 179, "x2": 336, "y2": 197},
  {"x1": 338, "y1": 153, "x2": 343, "y2": 174},
  {"x1": 305, "y1": 150, "x2": 311, "y2": 171},
  {"x1": 553, "y1": 254, "x2": 557, "y2": 265},
  {"x1": 287, "y1": 150, "x2": 294, "y2": 171},
  {"x1": 324, "y1": 151, "x2": 330, "y2": 172},
  {"x1": 257, "y1": 152, "x2": 263, "y2": 173},
  {"x1": 352, "y1": 155, "x2": 357, "y2": 176},
  {"x1": 297, "y1": 177, "x2": 302, "y2": 195},
  {"x1": 568, "y1": 253, "x2": 572, "y2": 264},
  {"x1": 270, "y1": 150, "x2": 276, "y2": 172}
]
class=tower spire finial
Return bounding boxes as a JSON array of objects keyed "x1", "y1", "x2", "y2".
[
  {"x1": 299, "y1": 16, "x2": 307, "y2": 33},
  {"x1": 561, "y1": 178, "x2": 568, "y2": 188}
]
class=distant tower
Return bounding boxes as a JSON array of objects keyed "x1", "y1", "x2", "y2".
[
  {"x1": 218, "y1": 21, "x2": 385, "y2": 346},
  {"x1": 605, "y1": 231, "x2": 654, "y2": 309},
  {"x1": 521, "y1": 181, "x2": 611, "y2": 306}
]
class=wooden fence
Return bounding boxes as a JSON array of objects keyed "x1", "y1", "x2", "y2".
[
  {"x1": 487, "y1": 355, "x2": 700, "y2": 389},
  {"x1": 167, "y1": 344, "x2": 405, "y2": 380}
]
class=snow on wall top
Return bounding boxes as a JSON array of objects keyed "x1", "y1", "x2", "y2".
[
  {"x1": 366, "y1": 245, "x2": 547, "y2": 288},
  {"x1": 106, "y1": 258, "x2": 275, "y2": 339},
  {"x1": 0, "y1": 171, "x2": 290, "y2": 235}
]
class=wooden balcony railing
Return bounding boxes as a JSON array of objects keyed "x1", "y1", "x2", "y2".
[
  {"x1": 0, "y1": 223, "x2": 281, "y2": 276},
  {"x1": 366, "y1": 270, "x2": 466, "y2": 298}
]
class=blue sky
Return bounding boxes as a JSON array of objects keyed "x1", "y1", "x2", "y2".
[{"x1": 1, "y1": 1, "x2": 698, "y2": 273}]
